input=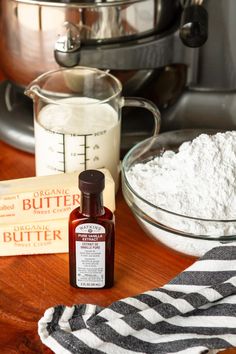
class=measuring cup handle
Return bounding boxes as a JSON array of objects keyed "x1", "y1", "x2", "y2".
[{"x1": 122, "y1": 97, "x2": 161, "y2": 136}]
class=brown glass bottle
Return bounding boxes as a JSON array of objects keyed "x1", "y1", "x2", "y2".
[{"x1": 69, "y1": 170, "x2": 115, "y2": 289}]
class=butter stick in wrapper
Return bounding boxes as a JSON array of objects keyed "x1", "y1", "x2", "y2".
[
  {"x1": 0, "y1": 169, "x2": 115, "y2": 256},
  {"x1": 0, "y1": 169, "x2": 115, "y2": 223},
  {"x1": 0, "y1": 219, "x2": 68, "y2": 256}
]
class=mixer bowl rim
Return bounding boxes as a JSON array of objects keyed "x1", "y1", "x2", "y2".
[{"x1": 14, "y1": 0, "x2": 150, "y2": 8}]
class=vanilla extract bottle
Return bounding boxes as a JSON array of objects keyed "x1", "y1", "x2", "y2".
[{"x1": 69, "y1": 170, "x2": 115, "y2": 289}]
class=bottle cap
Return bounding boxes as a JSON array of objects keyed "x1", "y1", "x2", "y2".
[{"x1": 79, "y1": 170, "x2": 105, "y2": 194}]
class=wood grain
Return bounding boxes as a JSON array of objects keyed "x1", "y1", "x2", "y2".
[{"x1": 0, "y1": 140, "x2": 235, "y2": 354}]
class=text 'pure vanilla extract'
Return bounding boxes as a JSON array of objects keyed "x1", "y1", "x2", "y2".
[{"x1": 69, "y1": 170, "x2": 115, "y2": 289}]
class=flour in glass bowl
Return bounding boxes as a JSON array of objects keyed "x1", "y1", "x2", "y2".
[{"x1": 126, "y1": 131, "x2": 236, "y2": 255}]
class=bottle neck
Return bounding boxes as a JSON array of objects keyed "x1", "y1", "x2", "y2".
[{"x1": 80, "y1": 192, "x2": 104, "y2": 217}]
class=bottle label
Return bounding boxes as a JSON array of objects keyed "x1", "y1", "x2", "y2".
[{"x1": 75, "y1": 223, "x2": 105, "y2": 288}]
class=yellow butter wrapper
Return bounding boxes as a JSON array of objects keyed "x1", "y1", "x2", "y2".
[
  {"x1": 0, "y1": 219, "x2": 68, "y2": 256},
  {"x1": 0, "y1": 169, "x2": 115, "y2": 224},
  {"x1": 0, "y1": 169, "x2": 115, "y2": 256}
]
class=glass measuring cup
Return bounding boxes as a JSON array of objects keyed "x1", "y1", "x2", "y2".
[{"x1": 25, "y1": 67, "x2": 161, "y2": 188}]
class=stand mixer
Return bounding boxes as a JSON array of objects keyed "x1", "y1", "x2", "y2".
[{"x1": 0, "y1": 0, "x2": 235, "y2": 154}]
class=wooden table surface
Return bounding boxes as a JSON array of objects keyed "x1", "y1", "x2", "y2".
[{"x1": 0, "y1": 140, "x2": 235, "y2": 354}]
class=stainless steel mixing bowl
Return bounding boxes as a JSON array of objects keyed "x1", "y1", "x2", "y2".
[{"x1": 0, "y1": 0, "x2": 179, "y2": 86}]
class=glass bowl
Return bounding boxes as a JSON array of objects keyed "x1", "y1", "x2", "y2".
[{"x1": 121, "y1": 129, "x2": 236, "y2": 257}]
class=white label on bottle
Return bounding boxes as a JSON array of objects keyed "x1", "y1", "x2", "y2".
[{"x1": 75, "y1": 223, "x2": 106, "y2": 288}]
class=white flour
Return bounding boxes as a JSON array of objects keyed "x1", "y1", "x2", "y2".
[{"x1": 127, "y1": 132, "x2": 236, "y2": 256}]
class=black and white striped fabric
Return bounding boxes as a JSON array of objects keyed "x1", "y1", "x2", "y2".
[{"x1": 38, "y1": 245, "x2": 236, "y2": 353}]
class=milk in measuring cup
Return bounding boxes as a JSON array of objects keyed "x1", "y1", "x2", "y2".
[{"x1": 34, "y1": 97, "x2": 120, "y2": 186}]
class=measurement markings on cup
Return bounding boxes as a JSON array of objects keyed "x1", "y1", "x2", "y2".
[
  {"x1": 57, "y1": 133, "x2": 66, "y2": 173},
  {"x1": 45, "y1": 131, "x2": 65, "y2": 173},
  {"x1": 50, "y1": 133, "x2": 94, "y2": 172},
  {"x1": 79, "y1": 134, "x2": 93, "y2": 170},
  {"x1": 36, "y1": 117, "x2": 108, "y2": 175}
]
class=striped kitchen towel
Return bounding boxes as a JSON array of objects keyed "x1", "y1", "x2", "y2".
[{"x1": 38, "y1": 245, "x2": 236, "y2": 353}]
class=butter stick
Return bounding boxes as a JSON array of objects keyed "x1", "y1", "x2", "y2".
[
  {"x1": 0, "y1": 169, "x2": 115, "y2": 224},
  {"x1": 0, "y1": 218, "x2": 68, "y2": 256}
]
